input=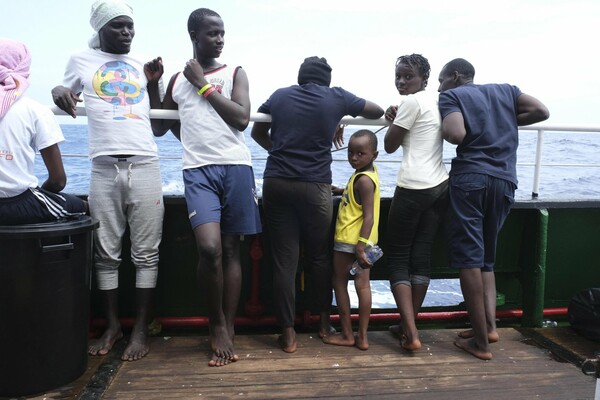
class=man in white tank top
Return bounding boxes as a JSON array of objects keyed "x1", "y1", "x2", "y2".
[{"x1": 147, "y1": 7, "x2": 261, "y2": 367}]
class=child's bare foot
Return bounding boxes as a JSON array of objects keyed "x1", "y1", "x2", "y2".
[
  {"x1": 322, "y1": 333, "x2": 355, "y2": 347},
  {"x1": 457, "y1": 329, "x2": 499, "y2": 343},
  {"x1": 354, "y1": 333, "x2": 369, "y2": 351},
  {"x1": 122, "y1": 327, "x2": 149, "y2": 361},
  {"x1": 454, "y1": 337, "x2": 492, "y2": 360},
  {"x1": 89, "y1": 328, "x2": 123, "y2": 356}
]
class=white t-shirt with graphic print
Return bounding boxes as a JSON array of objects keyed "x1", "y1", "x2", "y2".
[{"x1": 61, "y1": 48, "x2": 158, "y2": 159}]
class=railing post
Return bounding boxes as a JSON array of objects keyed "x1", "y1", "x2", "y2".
[
  {"x1": 522, "y1": 208, "x2": 548, "y2": 327},
  {"x1": 531, "y1": 129, "x2": 545, "y2": 198}
]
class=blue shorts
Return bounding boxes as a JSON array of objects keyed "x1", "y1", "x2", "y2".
[
  {"x1": 183, "y1": 165, "x2": 262, "y2": 235},
  {"x1": 446, "y1": 173, "x2": 515, "y2": 271}
]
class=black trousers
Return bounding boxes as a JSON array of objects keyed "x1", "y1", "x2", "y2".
[{"x1": 262, "y1": 178, "x2": 333, "y2": 327}]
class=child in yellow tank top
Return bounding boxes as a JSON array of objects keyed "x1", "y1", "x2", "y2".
[{"x1": 323, "y1": 129, "x2": 380, "y2": 350}]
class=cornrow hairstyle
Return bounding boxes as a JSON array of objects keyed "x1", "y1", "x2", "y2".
[
  {"x1": 188, "y1": 8, "x2": 221, "y2": 33},
  {"x1": 395, "y1": 54, "x2": 431, "y2": 80},
  {"x1": 352, "y1": 129, "x2": 378, "y2": 152},
  {"x1": 443, "y1": 58, "x2": 475, "y2": 79}
]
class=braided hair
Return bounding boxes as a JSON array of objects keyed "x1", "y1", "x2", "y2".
[{"x1": 395, "y1": 54, "x2": 431, "y2": 80}]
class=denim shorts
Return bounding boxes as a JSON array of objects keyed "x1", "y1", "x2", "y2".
[
  {"x1": 183, "y1": 165, "x2": 261, "y2": 235},
  {"x1": 446, "y1": 173, "x2": 515, "y2": 271},
  {"x1": 334, "y1": 241, "x2": 355, "y2": 254}
]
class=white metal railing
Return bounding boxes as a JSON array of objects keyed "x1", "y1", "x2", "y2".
[{"x1": 51, "y1": 107, "x2": 600, "y2": 199}]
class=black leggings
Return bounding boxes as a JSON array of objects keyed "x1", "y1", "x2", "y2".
[{"x1": 386, "y1": 180, "x2": 448, "y2": 286}]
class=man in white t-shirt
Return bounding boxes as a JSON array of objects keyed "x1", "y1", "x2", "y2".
[
  {"x1": 0, "y1": 38, "x2": 87, "y2": 224},
  {"x1": 51, "y1": 0, "x2": 164, "y2": 362}
]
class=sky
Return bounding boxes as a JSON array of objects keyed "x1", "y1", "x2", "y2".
[{"x1": 2, "y1": 0, "x2": 599, "y2": 126}]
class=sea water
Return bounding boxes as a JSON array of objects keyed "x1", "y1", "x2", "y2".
[
  {"x1": 38, "y1": 124, "x2": 600, "y2": 309},
  {"x1": 49, "y1": 124, "x2": 600, "y2": 200}
]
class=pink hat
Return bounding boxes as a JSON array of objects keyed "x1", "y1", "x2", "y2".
[{"x1": 0, "y1": 38, "x2": 31, "y2": 119}]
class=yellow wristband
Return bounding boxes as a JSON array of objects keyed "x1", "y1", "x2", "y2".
[
  {"x1": 197, "y1": 83, "x2": 213, "y2": 95},
  {"x1": 357, "y1": 237, "x2": 372, "y2": 245}
]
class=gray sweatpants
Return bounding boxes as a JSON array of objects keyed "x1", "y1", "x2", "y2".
[{"x1": 89, "y1": 155, "x2": 164, "y2": 290}]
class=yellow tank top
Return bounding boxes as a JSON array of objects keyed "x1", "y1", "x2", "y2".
[{"x1": 334, "y1": 165, "x2": 380, "y2": 245}]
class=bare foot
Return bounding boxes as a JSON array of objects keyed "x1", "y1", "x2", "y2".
[
  {"x1": 208, "y1": 351, "x2": 239, "y2": 367},
  {"x1": 277, "y1": 334, "x2": 297, "y2": 353},
  {"x1": 88, "y1": 328, "x2": 123, "y2": 356},
  {"x1": 318, "y1": 325, "x2": 336, "y2": 338},
  {"x1": 400, "y1": 336, "x2": 421, "y2": 351},
  {"x1": 355, "y1": 333, "x2": 369, "y2": 351},
  {"x1": 457, "y1": 329, "x2": 499, "y2": 343},
  {"x1": 122, "y1": 326, "x2": 149, "y2": 361},
  {"x1": 208, "y1": 325, "x2": 237, "y2": 366},
  {"x1": 322, "y1": 332, "x2": 355, "y2": 347},
  {"x1": 454, "y1": 338, "x2": 492, "y2": 360}
]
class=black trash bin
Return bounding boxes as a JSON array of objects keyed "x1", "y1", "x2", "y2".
[{"x1": 0, "y1": 216, "x2": 98, "y2": 397}]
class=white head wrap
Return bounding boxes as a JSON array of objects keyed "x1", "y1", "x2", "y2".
[{"x1": 88, "y1": 0, "x2": 134, "y2": 49}]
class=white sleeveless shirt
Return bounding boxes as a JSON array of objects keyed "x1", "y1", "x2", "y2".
[{"x1": 171, "y1": 65, "x2": 251, "y2": 169}]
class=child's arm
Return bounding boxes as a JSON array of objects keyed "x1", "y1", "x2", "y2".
[
  {"x1": 331, "y1": 185, "x2": 344, "y2": 196},
  {"x1": 354, "y1": 174, "x2": 376, "y2": 269}
]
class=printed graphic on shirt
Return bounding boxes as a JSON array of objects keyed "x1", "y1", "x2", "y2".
[
  {"x1": 93, "y1": 61, "x2": 145, "y2": 120},
  {"x1": 208, "y1": 77, "x2": 224, "y2": 94},
  {"x1": 341, "y1": 192, "x2": 350, "y2": 208},
  {"x1": 0, "y1": 150, "x2": 14, "y2": 161}
]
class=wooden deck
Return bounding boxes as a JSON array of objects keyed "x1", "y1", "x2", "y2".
[{"x1": 18, "y1": 326, "x2": 599, "y2": 400}]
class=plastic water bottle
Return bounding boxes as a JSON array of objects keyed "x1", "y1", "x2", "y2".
[{"x1": 350, "y1": 244, "x2": 383, "y2": 275}]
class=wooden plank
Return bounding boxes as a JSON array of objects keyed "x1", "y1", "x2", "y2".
[{"x1": 98, "y1": 328, "x2": 595, "y2": 399}]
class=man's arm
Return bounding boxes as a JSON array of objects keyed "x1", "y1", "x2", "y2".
[
  {"x1": 39, "y1": 144, "x2": 66, "y2": 193},
  {"x1": 442, "y1": 111, "x2": 467, "y2": 145},
  {"x1": 250, "y1": 121, "x2": 272, "y2": 151},
  {"x1": 144, "y1": 57, "x2": 170, "y2": 137},
  {"x1": 184, "y1": 60, "x2": 251, "y2": 131},
  {"x1": 51, "y1": 86, "x2": 82, "y2": 119},
  {"x1": 150, "y1": 73, "x2": 180, "y2": 138},
  {"x1": 516, "y1": 93, "x2": 550, "y2": 126},
  {"x1": 358, "y1": 100, "x2": 384, "y2": 119}
]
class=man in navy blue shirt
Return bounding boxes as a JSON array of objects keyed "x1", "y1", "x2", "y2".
[
  {"x1": 438, "y1": 58, "x2": 549, "y2": 360},
  {"x1": 251, "y1": 56, "x2": 383, "y2": 353}
]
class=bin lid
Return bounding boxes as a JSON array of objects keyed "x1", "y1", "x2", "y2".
[{"x1": 0, "y1": 216, "x2": 98, "y2": 239}]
